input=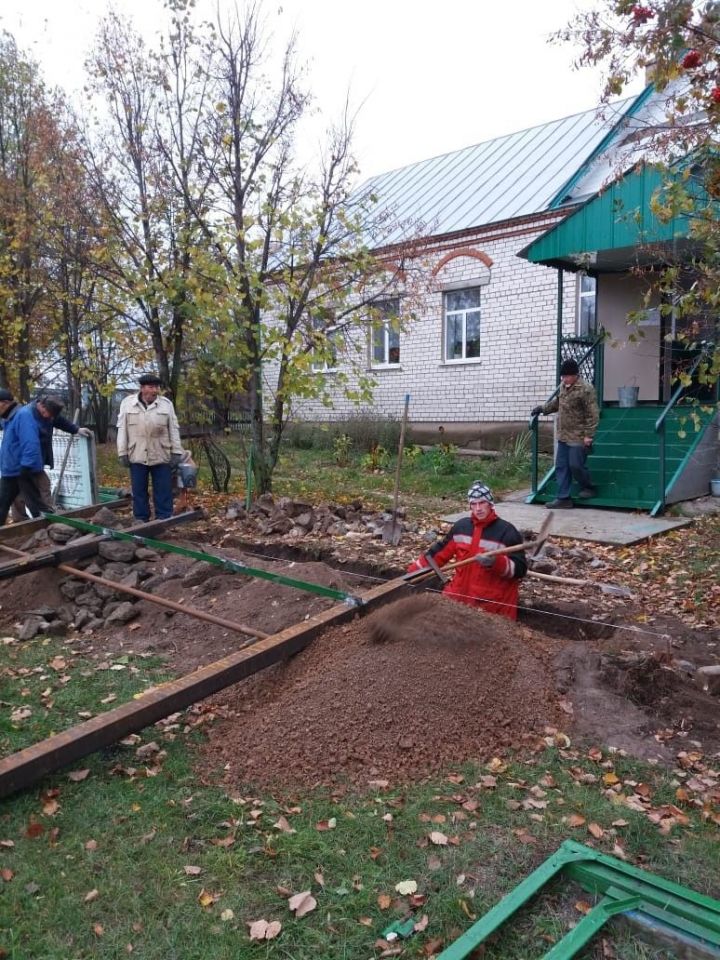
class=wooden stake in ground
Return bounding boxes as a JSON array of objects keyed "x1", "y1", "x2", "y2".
[{"x1": 382, "y1": 394, "x2": 410, "y2": 546}]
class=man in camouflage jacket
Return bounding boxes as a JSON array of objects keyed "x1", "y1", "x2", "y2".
[{"x1": 531, "y1": 359, "x2": 599, "y2": 508}]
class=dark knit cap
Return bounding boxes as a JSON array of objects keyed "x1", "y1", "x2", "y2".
[
  {"x1": 0, "y1": 388, "x2": 13, "y2": 402},
  {"x1": 560, "y1": 359, "x2": 579, "y2": 376}
]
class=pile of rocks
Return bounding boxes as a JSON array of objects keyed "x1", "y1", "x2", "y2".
[
  {"x1": 224, "y1": 494, "x2": 425, "y2": 543},
  {"x1": 13, "y1": 507, "x2": 165, "y2": 640}
]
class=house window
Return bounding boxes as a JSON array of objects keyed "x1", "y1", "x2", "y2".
[
  {"x1": 577, "y1": 274, "x2": 597, "y2": 337},
  {"x1": 444, "y1": 288, "x2": 480, "y2": 361},
  {"x1": 370, "y1": 298, "x2": 400, "y2": 367}
]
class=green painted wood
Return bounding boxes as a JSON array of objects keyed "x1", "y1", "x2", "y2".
[{"x1": 526, "y1": 163, "x2": 709, "y2": 267}]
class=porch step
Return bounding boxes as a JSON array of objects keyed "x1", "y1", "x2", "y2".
[{"x1": 530, "y1": 399, "x2": 716, "y2": 512}]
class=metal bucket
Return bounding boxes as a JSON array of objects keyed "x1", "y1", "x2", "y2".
[
  {"x1": 618, "y1": 385, "x2": 639, "y2": 408},
  {"x1": 711, "y1": 479, "x2": 720, "y2": 497}
]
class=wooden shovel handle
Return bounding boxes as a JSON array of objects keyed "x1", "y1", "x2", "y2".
[{"x1": 407, "y1": 539, "x2": 533, "y2": 585}]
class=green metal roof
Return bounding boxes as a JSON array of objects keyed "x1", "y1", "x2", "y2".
[{"x1": 521, "y1": 163, "x2": 701, "y2": 272}]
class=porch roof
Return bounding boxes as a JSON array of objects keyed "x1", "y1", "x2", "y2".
[{"x1": 519, "y1": 162, "x2": 703, "y2": 273}]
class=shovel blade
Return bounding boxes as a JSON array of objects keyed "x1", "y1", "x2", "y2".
[{"x1": 382, "y1": 519, "x2": 402, "y2": 545}]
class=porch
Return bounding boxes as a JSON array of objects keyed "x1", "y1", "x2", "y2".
[{"x1": 519, "y1": 162, "x2": 719, "y2": 515}]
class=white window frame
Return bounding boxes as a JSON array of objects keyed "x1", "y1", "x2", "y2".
[
  {"x1": 577, "y1": 273, "x2": 597, "y2": 337},
  {"x1": 370, "y1": 297, "x2": 401, "y2": 368},
  {"x1": 443, "y1": 287, "x2": 481, "y2": 363}
]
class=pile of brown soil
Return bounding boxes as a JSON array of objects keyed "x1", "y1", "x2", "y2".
[{"x1": 201, "y1": 594, "x2": 563, "y2": 790}]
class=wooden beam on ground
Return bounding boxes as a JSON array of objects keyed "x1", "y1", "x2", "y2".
[
  {"x1": 0, "y1": 577, "x2": 407, "y2": 799},
  {"x1": 0, "y1": 498, "x2": 131, "y2": 544},
  {"x1": 0, "y1": 510, "x2": 204, "y2": 581}
]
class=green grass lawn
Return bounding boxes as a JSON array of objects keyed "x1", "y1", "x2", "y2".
[
  {"x1": 97, "y1": 431, "x2": 548, "y2": 514},
  {"x1": 1, "y1": 634, "x2": 719, "y2": 959}
]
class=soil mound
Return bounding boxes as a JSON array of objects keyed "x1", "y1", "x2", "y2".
[{"x1": 202, "y1": 594, "x2": 563, "y2": 790}]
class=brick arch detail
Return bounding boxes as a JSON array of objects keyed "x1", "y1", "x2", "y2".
[{"x1": 431, "y1": 248, "x2": 493, "y2": 276}]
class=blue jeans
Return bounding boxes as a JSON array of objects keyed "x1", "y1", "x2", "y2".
[
  {"x1": 129, "y1": 463, "x2": 173, "y2": 522},
  {"x1": 555, "y1": 442, "x2": 593, "y2": 499}
]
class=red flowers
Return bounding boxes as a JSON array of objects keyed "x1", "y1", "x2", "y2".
[
  {"x1": 682, "y1": 50, "x2": 702, "y2": 69},
  {"x1": 631, "y1": 4, "x2": 654, "y2": 22},
  {"x1": 711, "y1": 87, "x2": 720, "y2": 103}
]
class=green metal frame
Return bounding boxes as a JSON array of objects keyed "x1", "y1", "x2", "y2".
[
  {"x1": 652, "y1": 342, "x2": 719, "y2": 516},
  {"x1": 43, "y1": 513, "x2": 363, "y2": 606},
  {"x1": 437, "y1": 840, "x2": 720, "y2": 960}
]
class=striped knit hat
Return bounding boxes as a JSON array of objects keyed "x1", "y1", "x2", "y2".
[{"x1": 467, "y1": 482, "x2": 494, "y2": 505}]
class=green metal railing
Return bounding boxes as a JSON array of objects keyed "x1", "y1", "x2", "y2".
[
  {"x1": 437, "y1": 839, "x2": 720, "y2": 959},
  {"x1": 42, "y1": 514, "x2": 363, "y2": 606},
  {"x1": 529, "y1": 331, "x2": 605, "y2": 495},
  {"x1": 653, "y1": 341, "x2": 718, "y2": 515}
]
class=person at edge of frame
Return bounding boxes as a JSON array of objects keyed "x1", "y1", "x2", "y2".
[
  {"x1": 11, "y1": 395, "x2": 93, "y2": 521},
  {"x1": 0, "y1": 392, "x2": 55, "y2": 525},
  {"x1": 116, "y1": 373, "x2": 183, "y2": 523}
]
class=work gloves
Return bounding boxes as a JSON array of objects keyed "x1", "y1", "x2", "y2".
[
  {"x1": 530, "y1": 406, "x2": 544, "y2": 418},
  {"x1": 118, "y1": 455, "x2": 130, "y2": 468},
  {"x1": 170, "y1": 453, "x2": 183, "y2": 467},
  {"x1": 77, "y1": 427, "x2": 93, "y2": 438},
  {"x1": 475, "y1": 552, "x2": 497, "y2": 568}
]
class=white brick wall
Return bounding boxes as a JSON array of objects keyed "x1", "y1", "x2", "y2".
[{"x1": 272, "y1": 214, "x2": 579, "y2": 424}]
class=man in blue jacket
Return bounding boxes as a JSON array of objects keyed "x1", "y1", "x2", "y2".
[
  {"x1": 10, "y1": 396, "x2": 92, "y2": 521},
  {"x1": 0, "y1": 400, "x2": 54, "y2": 525}
]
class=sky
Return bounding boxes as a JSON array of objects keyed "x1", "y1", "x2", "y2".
[{"x1": 1, "y1": 0, "x2": 645, "y2": 180}]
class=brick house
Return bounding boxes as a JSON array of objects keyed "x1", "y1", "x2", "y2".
[
  {"x1": 288, "y1": 91, "x2": 659, "y2": 438},
  {"x1": 282, "y1": 84, "x2": 718, "y2": 510}
]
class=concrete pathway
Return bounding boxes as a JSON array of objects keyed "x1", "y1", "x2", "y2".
[{"x1": 442, "y1": 499, "x2": 692, "y2": 546}]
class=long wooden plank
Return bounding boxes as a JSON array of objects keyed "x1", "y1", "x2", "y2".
[
  {"x1": 0, "y1": 577, "x2": 407, "y2": 799},
  {"x1": 0, "y1": 498, "x2": 131, "y2": 544},
  {"x1": 0, "y1": 510, "x2": 204, "y2": 580}
]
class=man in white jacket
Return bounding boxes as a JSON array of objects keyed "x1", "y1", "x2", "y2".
[{"x1": 117, "y1": 373, "x2": 183, "y2": 523}]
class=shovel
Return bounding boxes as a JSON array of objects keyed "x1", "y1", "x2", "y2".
[
  {"x1": 404, "y1": 513, "x2": 553, "y2": 586},
  {"x1": 382, "y1": 394, "x2": 410, "y2": 545},
  {"x1": 50, "y1": 407, "x2": 80, "y2": 508}
]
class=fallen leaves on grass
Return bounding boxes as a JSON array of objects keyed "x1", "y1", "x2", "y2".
[
  {"x1": 273, "y1": 815, "x2": 296, "y2": 834},
  {"x1": 315, "y1": 817, "x2": 336, "y2": 831},
  {"x1": 248, "y1": 919, "x2": 282, "y2": 941},
  {"x1": 84, "y1": 889, "x2": 99, "y2": 903},
  {"x1": 288, "y1": 891, "x2": 317, "y2": 918},
  {"x1": 68, "y1": 769, "x2": 90, "y2": 782},
  {"x1": 395, "y1": 880, "x2": 418, "y2": 895},
  {"x1": 183, "y1": 865, "x2": 202, "y2": 876},
  {"x1": 429, "y1": 831, "x2": 448, "y2": 846},
  {"x1": 197, "y1": 888, "x2": 220, "y2": 908}
]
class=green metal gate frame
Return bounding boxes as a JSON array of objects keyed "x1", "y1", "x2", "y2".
[{"x1": 438, "y1": 839, "x2": 720, "y2": 959}]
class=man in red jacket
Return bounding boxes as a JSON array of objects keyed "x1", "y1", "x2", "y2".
[{"x1": 406, "y1": 482, "x2": 527, "y2": 620}]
